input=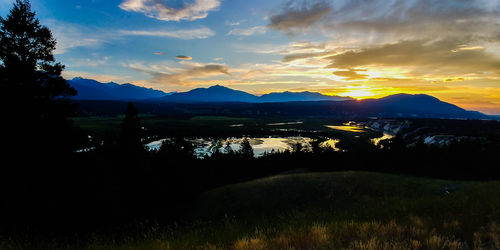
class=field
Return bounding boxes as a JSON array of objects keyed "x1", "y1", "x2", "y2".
[
  {"x1": 72, "y1": 115, "x2": 382, "y2": 146},
  {"x1": 5, "y1": 172, "x2": 499, "y2": 249}
]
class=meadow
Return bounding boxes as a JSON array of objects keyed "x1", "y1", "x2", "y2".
[{"x1": 3, "y1": 172, "x2": 499, "y2": 249}]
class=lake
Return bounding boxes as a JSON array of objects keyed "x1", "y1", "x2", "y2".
[{"x1": 146, "y1": 136, "x2": 341, "y2": 158}]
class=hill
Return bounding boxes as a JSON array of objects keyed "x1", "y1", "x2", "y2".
[
  {"x1": 75, "y1": 96, "x2": 490, "y2": 119},
  {"x1": 159, "y1": 85, "x2": 351, "y2": 103},
  {"x1": 68, "y1": 77, "x2": 169, "y2": 100},
  {"x1": 66, "y1": 172, "x2": 500, "y2": 249},
  {"x1": 69, "y1": 78, "x2": 351, "y2": 103},
  {"x1": 160, "y1": 85, "x2": 258, "y2": 103}
]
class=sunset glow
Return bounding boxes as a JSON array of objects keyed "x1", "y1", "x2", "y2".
[{"x1": 3, "y1": 0, "x2": 499, "y2": 114}]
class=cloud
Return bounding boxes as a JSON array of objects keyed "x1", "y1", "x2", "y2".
[
  {"x1": 119, "y1": 0, "x2": 220, "y2": 21},
  {"x1": 120, "y1": 27, "x2": 215, "y2": 39},
  {"x1": 281, "y1": 51, "x2": 333, "y2": 63},
  {"x1": 127, "y1": 62, "x2": 231, "y2": 86},
  {"x1": 153, "y1": 52, "x2": 166, "y2": 55},
  {"x1": 332, "y1": 70, "x2": 368, "y2": 81},
  {"x1": 325, "y1": 39, "x2": 500, "y2": 76},
  {"x1": 176, "y1": 55, "x2": 192, "y2": 60},
  {"x1": 68, "y1": 56, "x2": 112, "y2": 67},
  {"x1": 227, "y1": 26, "x2": 267, "y2": 36},
  {"x1": 268, "y1": 1, "x2": 331, "y2": 35},
  {"x1": 45, "y1": 20, "x2": 214, "y2": 55},
  {"x1": 225, "y1": 20, "x2": 243, "y2": 26},
  {"x1": 268, "y1": 0, "x2": 500, "y2": 44},
  {"x1": 45, "y1": 20, "x2": 110, "y2": 54},
  {"x1": 62, "y1": 70, "x2": 131, "y2": 83}
]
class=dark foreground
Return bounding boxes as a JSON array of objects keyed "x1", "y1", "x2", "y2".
[{"x1": 2, "y1": 172, "x2": 500, "y2": 249}]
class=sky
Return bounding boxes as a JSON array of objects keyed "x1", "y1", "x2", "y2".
[{"x1": 1, "y1": 0, "x2": 500, "y2": 114}]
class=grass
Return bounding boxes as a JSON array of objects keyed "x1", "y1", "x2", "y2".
[
  {"x1": 3, "y1": 172, "x2": 498, "y2": 249},
  {"x1": 160, "y1": 172, "x2": 500, "y2": 249}
]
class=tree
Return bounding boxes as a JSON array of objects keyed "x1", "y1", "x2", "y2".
[
  {"x1": 0, "y1": 1, "x2": 83, "y2": 229},
  {"x1": 118, "y1": 102, "x2": 144, "y2": 154},
  {"x1": 239, "y1": 137, "x2": 254, "y2": 158},
  {"x1": 224, "y1": 140, "x2": 234, "y2": 154},
  {"x1": 0, "y1": 0, "x2": 79, "y2": 152},
  {"x1": 292, "y1": 142, "x2": 303, "y2": 154}
]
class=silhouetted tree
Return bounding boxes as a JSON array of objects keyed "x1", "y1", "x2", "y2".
[
  {"x1": 0, "y1": 0, "x2": 81, "y2": 153},
  {"x1": 0, "y1": 0, "x2": 84, "y2": 231},
  {"x1": 310, "y1": 139, "x2": 323, "y2": 154},
  {"x1": 239, "y1": 137, "x2": 254, "y2": 158},
  {"x1": 292, "y1": 142, "x2": 303, "y2": 153},
  {"x1": 118, "y1": 103, "x2": 144, "y2": 154},
  {"x1": 224, "y1": 140, "x2": 234, "y2": 154}
]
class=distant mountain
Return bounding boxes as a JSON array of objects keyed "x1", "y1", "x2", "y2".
[
  {"x1": 68, "y1": 77, "x2": 169, "y2": 101},
  {"x1": 69, "y1": 79, "x2": 491, "y2": 119},
  {"x1": 160, "y1": 85, "x2": 258, "y2": 103},
  {"x1": 76, "y1": 93, "x2": 490, "y2": 120},
  {"x1": 159, "y1": 85, "x2": 350, "y2": 103},
  {"x1": 257, "y1": 91, "x2": 352, "y2": 102},
  {"x1": 355, "y1": 94, "x2": 488, "y2": 119}
]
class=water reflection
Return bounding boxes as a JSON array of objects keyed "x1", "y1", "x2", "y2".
[
  {"x1": 267, "y1": 121, "x2": 303, "y2": 126},
  {"x1": 319, "y1": 139, "x2": 341, "y2": 151},
  {"x1": 147, "y1": 136, "x2": 332, "y2": 158},
  {"x1": 325, "y1": 124, "x2": 365, "y2": 133},
  {"x1": 371, "y1": 133, "x2": 394, "y2": 146}
]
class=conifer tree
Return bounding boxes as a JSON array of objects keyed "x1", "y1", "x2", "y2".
[
  {"x1": 239, "y1": 137, "x2": 254, "y2": 158},
  {"x1": 0, "y1": 0, "x2": 79, "y2": 152}
]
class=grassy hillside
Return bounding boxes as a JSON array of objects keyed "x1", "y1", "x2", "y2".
[
  {"x1": 4, "y1": 172, "x2": 500, "y2": 249},
  {"x1": 170, "y1": 172, "x2": 500, "y2": 249}
]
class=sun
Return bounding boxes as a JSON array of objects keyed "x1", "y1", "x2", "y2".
[{"x1": 336, "y1": 86, "x2": 376, "y2": 100}]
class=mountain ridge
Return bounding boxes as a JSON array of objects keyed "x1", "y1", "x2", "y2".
[
  {"x1": 68, "y1": 77, "x2": 170, "y2": 101},
  {"x1": 159, "y1": 84, "x2": 352, "y2": 103},
  {"x1": 67, "y1": 77, "x2": 493, "y2": 119}
]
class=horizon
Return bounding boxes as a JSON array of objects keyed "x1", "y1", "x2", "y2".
[
  {"x1": 69, "y1": 76, "x2": 497, "y2": 115},
  {"x1": 2, "y1": 0, "x2": 500, "y2": 114}
]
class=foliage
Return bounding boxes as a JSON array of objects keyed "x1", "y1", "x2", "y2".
[
  {"x1": 239, "y1": 137, "x2": 254, "y2": 158},
  {"x1": 118, "y1": 102, "x2": 144, "y2": 154},
  {"x1": 0, "y1": 0, "x2": 84, "y2": 233},
  {"x1": 0, "y1": 0, "x2": 79, "y2": 151}
]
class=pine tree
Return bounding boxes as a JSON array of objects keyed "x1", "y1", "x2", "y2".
[
  {"x1": 0, "y1": 1, "x2": 81, "y2": 228},
  {"x1": 0, "y1": 0, "x2": 79, "y2": 152},
  {"x1": 118, "y1": 102, "x2": 144, "y2": 154},
  {"x1": 239, "y1": 137, "x2": 254, "y2": 158}
]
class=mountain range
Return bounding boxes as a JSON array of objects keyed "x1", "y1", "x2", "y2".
[
  {"x1": 68, "y1": 77, "x2": 170, "y2": 100},
  {"x1": 68, "y1": 78, "x2": 352, "y2": 103},
  {"x1": 68, "y1": 77, "x2": 493, "y2": 120},
  {"x1": 159, "y1": 85, "x2": 353, "y2": 103}
]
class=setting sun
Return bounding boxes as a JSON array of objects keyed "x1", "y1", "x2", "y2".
[{"x1": 338, "y1": 89, "x2": 375, "y2": 100}]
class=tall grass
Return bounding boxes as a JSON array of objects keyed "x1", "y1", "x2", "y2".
[
  {"x1": 58, "y1": 219, "x2": 498, "y2": 249},
  {"x1": 2, "y1": 172, "x2": 499, "y2": 249}
]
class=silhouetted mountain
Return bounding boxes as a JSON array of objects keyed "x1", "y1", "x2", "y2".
[
  {"x1": 257, "y1": 91, "x2": 352, "y2": 102},
  {"x1": 160, "y1": 85, "x2": 258, "y2": 103},
  {"x1": 68, "y1": 79, "x2": 490, "y2": 119},
  {"x1": 159, "y1": 85, "x2": 351, "y2": 103},
  {"x1": 76, "y1": 93, "x2": 490, "y2": 120},
  {"x1": 350, "y1": 94, "x2": 487, "y2": 119},
  {"x1": 68, "y1": 77, "x2": 169, "y2": 100}
]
